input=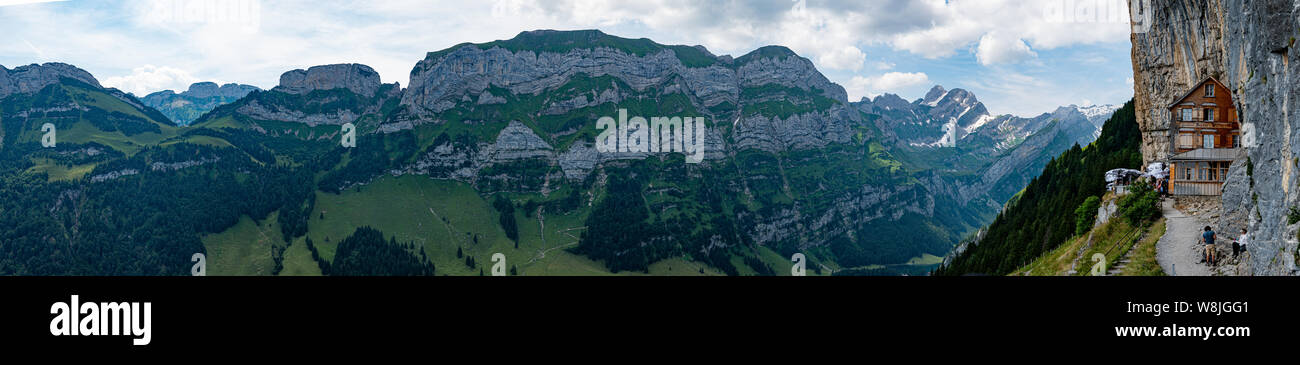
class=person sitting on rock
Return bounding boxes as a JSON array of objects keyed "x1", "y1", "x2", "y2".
[{"x1": 1233, "y1": 228, "x2": 1248, "y2": 258}]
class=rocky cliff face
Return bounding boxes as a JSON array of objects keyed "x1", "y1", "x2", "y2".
[
  {"x1": 398, "y1": 32, "x2": 855, "y2": 154},
  {"x1": 402, "y1": 35, "x2": 844, "y2": 116},
  {"x1": 1131, "y1": 0, "x2": 1299, "y2": 275},
  {"x1": 0, "y1": 62, "x2": 158, "y2": 116},
  {"x1": 181, "y1": 82, "x2": 258, "y2": 99},
  {"x1": 275, "y1": 63, "x2": 383, "y2": 98},
  {"x1": 1130, "y1": 0, "x2": 1228, "y2": 164},
  {"x1": 0, "y1": 63, "x2": 102, "y2": 99},
  {"x1": 203, "y1": 63, "x2": 402, "y2": 128}
]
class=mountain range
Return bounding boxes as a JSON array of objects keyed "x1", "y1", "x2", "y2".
[
  {"x1": 141, "y1": 82, "x2": 259, "y2": 126},
  {"x1": 0, "y1": 29, "x2": 1116, "y2": 275}
]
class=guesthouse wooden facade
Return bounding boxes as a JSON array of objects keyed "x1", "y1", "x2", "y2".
[{"x1": 1167, "y1": 77, "x2": 1241, "y2": 196}]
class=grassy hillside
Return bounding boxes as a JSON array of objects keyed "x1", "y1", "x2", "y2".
[
  {"x1": 296, "y1": 174, "x2": 751, "y2": 276},
  {"x1": 202, "y1": 212, "x2": 284, "y2": 276},
  {"x1": 1012, "y1": 214, "x2": 1165, "y2": 276},
  {"x1": 1, "y1": 80, "x2": 178, "y2": 156}
]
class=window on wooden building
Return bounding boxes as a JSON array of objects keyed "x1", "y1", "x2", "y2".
[{"x1": 1178, "y1": 134, "x2": 1197, "y2": 149}]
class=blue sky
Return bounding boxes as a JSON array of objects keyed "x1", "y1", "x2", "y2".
[{"x1": 0, "y1": 0, "x2": 1136, "y2": 117}]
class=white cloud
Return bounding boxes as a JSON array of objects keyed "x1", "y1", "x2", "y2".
[
  {"x1": 846, "y1": 72, "x2": 930, "y2": 101},
  {"x1": 889, "y1": 0, "x2": 1129, "y2": 62},
  {"x1": 891, "y1": 20, "x2": 982, "y2": 59},
  {"x1": 975, "y1": 32, "x2": 1037, "y2": 65},
  {"x1": 101, "y1": 65, "x2": 202, "y2": 96},
  {"x1": 817, "y1": 46, "x2": 866, "y2": 71}
]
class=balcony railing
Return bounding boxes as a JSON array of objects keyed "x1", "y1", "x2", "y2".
[{"x1": 1170, "y1": 148, "x2": 1243, "y2": 161}]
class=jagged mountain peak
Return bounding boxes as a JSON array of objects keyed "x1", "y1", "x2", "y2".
[
  {"x1": 1073, "y1": 103, "x2": 1119, "y2": 120},
  {"x1": 921, "y1": 85, "x2": 947, "y2": 105},
  {"x1": 917, "y1": 86, "x2": 979, "y2": 108},
  {"x1": 855, "y1": 82, "x2": 1102, "y2": 155},
  {"x1": 1049, "y1": 105, "x2": 1084, "y2": 117},
  {"x1": 868, "y1": 93, "x2": 912, "y2": 110}
]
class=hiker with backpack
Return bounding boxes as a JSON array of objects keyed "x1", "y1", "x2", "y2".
[{"x1": 1199, "y1": 226, "x2": 1217, "y2": 266}]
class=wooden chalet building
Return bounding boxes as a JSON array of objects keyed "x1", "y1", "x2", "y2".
[{"x1": 1167, "y1": 77, "x2": 1243, "y2": 196}]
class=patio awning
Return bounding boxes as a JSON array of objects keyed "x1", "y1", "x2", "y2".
[{"x1": 1105, "y1": 168, "x2": 1144, "y2": 183}]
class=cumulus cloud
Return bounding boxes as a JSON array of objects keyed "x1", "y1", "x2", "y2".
[
  {"x1": 846, "y1": 72, "x2": 930, "y2": 101},
  {"x1": 102, "y1": 65, "x2": 202, "y2": 96},
  {"x1": 886, "y1": 0, "x2": 1130, "y2": 62},
  {"x1": 818, "y1": 46, "x2": 866, "y2": 71},
  {"x1": 975, "y1": 32, "x2": 1037, "y2": 65}
]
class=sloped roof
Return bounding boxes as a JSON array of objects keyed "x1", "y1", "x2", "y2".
[{"x1": 1167, "y1": 76, "x2": 1229, "y2": 110}]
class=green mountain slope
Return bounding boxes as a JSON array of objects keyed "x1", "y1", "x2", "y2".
[
  {"x1": 0, "y1": 31, "x2": 1109, "y2": 276},
  {"x1": 936, "y1": 100, "x2": 1142, "y2": 275},
  {"x1": 1, "y1": 78, "x2": 177, "y2": 155}
]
